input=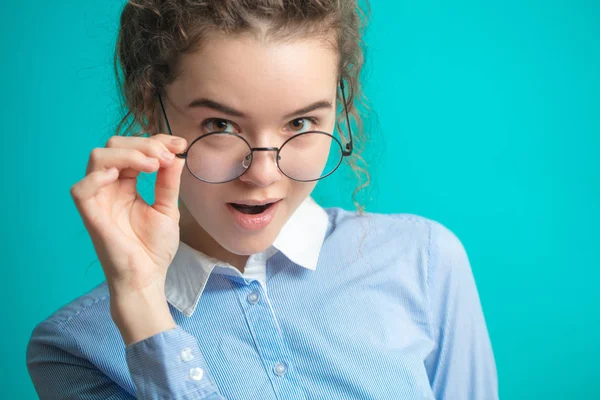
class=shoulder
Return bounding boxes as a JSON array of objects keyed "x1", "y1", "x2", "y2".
[
  {"x1": 323, "y1": 207, "x2": 470, "y2": 274},
  {"x1": 324, "y1": 207, "x2": 431, "y2": 235},
  {"x1": 26, "y1": 282, "x2": 136, "y2": 396},
  {"x1": 324, "y1": 207, "x2": 462, "y2": 248},
  {"x1": 33, "y1": 281, "x2": 111, "y2": 329},
  {"x1": 27, "y1": 281, "x2": 112, "y2": 354}
]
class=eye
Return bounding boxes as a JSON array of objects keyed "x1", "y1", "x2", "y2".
[
  {"x1": 286, "y1": 117, "x2": 317, "y2": 133},
  {"x1": 203, "y1": 118, "x2": 238, "y2": 133}
]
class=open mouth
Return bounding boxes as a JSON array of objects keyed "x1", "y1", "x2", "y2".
[
  {"x1": 228, "y1": 200, "x2": 279, "y2": 215},
  {"x1": 226, "y1": 199, "x2": 282, "y2": 231}
]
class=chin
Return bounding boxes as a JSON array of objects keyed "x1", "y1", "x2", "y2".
[{"x1": 218, "y1": 228, "x2": 279, "y2": 256}]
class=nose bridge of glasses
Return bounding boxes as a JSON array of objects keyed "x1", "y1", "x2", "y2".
[
  {"x1": 239, "y1": 145, "x2": 281, "y2": 184},
  {"x1": 251, "y1": 146, "x2": 279, "y2": 155},
  {"x1": 247, "y1": 146, "x2": 280, "y2": 165}
]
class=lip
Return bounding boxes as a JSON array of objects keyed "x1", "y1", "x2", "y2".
[{"x1": 226, "y1": 199, "x2": 282, "y2": 231}]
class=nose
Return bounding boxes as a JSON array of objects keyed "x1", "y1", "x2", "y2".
[{"x1": 238, "y1": 149, "x2": 282, "y2": 187}]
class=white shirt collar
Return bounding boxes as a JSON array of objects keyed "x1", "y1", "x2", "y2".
[{"x1": 165, "y1": 196, "x2": 329, "y2": 317}]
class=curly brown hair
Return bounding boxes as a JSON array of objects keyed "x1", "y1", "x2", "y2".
[{"x1": 114, "y1": 0, "x2": 371, "y2": 212}]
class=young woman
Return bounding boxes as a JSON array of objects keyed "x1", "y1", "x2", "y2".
[{"x1": 26, "y1": 1, "x2": 498, "y2": 399}]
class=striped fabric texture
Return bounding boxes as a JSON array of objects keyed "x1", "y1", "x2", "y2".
[{"x1": 26, "y1": 207, "x2": 498, "y2": 399}]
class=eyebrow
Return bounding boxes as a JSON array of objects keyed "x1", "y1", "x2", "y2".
[
  {"x1": 187, "y1": 98, "x2": 333, "y2": 119},
  {"x1": 283, "y1": 100, "x2": 333, "y2": 119}
]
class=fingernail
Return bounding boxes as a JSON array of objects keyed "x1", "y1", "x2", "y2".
[{"x1": 161, "y1": 151, "x2": 175, "y2": 160}]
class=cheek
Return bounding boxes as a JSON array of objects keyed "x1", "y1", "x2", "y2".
[
  {"x1": 179, "y1": 173, "x2": 223, "y2": 210},
  {"x1": 288, "y1": 181, "x2": 318, "y2": 205}
]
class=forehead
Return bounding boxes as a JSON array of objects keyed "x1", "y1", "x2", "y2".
[{"x1": 167, "y1": 31, "x2": 339, "y2": 112}]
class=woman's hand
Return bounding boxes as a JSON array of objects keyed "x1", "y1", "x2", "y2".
[{"x1": 70, "y1": 133, "x2": 188, "y2": 344}]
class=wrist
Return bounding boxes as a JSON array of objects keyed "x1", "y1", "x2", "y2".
[{"x1": 109, "y1": 283, "x2": 176, "y2": 347}]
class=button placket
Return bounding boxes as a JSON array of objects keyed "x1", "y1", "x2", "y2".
[{"x1": 239, "y1": 282, "x2": 299, "y2": 394}]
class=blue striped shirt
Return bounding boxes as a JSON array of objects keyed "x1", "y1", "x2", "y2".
[{"x1": 26, "y1": 199, "x2": 498, "y2": 399}]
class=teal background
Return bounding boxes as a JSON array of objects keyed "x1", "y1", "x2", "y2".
[{"x1": 1, "y1": 0, "x2": 598, "y2": 398}]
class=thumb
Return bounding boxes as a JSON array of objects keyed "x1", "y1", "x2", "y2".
[{"x1": 152, "y1": 155, "x2": 185, "y2": 220}]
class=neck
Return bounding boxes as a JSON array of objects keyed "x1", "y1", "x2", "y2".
[{"x1": 178, "y1": 201, "x2": 249, "y2": 273}]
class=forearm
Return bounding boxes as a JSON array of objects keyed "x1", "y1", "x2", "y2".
[{"x1": 109, "y1": 282, "x2": 176, "y2": 347}]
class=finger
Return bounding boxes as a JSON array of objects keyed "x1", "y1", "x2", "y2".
[
  {"x1": 105, "y1": 134, "x2": 188, "y2": 159},
  {"x1": 70, "y1": 168, "x2": 120, "y2": 213},
  {"x1": 153, "y1": 153, "x2": 186, "y2": 220},
  {"x1": 86, "y1": 147, "x2": 161, "y2": 177},
  {"x1": 101, "y1": 135, "x2": 188, "y2": 179}
]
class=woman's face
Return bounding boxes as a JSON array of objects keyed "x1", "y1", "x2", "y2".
[{"x1": 162, "y1": 30, "x2": 339, "y2": 258}]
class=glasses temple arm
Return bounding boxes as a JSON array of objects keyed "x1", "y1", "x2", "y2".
[
  {"x1": 339, "y1": 80, "x2": 354, "y2": 156},
  {"x1": 157, "y1": 93, "x2": 173, "y2": 135}
]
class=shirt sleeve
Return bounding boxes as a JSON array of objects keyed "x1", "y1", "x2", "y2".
[
  {"x1": 126, "y1": 325, "x2": 225, "y2": 399},
  {"x1": 26, "y1": 320, "x2": 226, "y2": 399},
  {"x1": 423, "y1": 220, "x2": 499, "y2": 399}
]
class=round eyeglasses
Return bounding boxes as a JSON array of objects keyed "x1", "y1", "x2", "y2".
[{"x1": 157, "y1": 80, "x2": 354, "y2": 184}]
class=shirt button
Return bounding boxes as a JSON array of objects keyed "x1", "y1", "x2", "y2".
[
  {"x1": 180, "y1": 347, "x2": 194, "y2": 362},
  {"x1": 247, "y1": 291, "x2": 260, "y2": 304},
  {"x1": 273, "y1": 361, "x2": 288, "y2": 377},
  {"x1": 189, "y1": 367, "x2": 204, "y2": 381}
]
